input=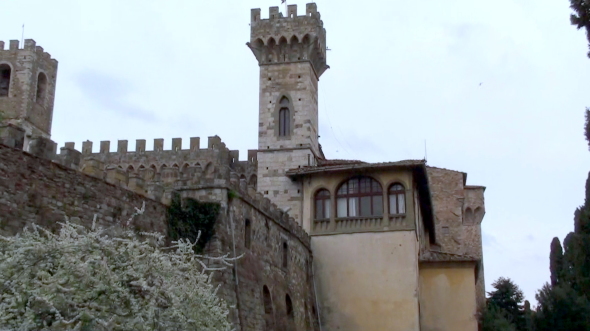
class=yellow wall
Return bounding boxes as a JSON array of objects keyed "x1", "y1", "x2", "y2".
[
  {"x1": 419, "y1": 263, "x2": 478, "y2": 331},
  {"x1": 312, "y1": 231, "x2": 420, "y2": 331}
]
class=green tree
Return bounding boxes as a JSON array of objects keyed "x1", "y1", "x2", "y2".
[
  {"x1": 486, "y1": 277, "x2": 526, "y2": 330},
  {"x1": 482, "y1": 305, "x2": 517, "y2": 331},
  {"x1": 550, "y1": 237, "x2": 564, "y2": 286},
  {"x1": 534, "y1": 283, "x2": 590, "y2": 331},
  {"x1": 569, "y1": 0, "x2": 590, "y2": 57}
]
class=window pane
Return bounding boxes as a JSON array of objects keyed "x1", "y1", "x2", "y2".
[
  {"x1": 337, "y1": 198, "x2": 347, "y2": 217},
  {"x1": 398, "y1": 193, "x2": 406, "y2": 214},
  {"x1": 360, "y1": 196, "x2": 371, "y2": 216},
  {"x1": 324, "y1": 199, "x2": 331, "y2": 218},
  {"x1": 284, "y1": 110, "x2": 290, "y2": 135},
  {"x1": 338, "y1": 183, "x2": 347, "y2": 195},
  {"x1": 390, "y1": 195, "x2": 398, "y2": 214},
  {"x1": 315, "y1": 199, "x2": 324, "y2": 219},
  {"x1": 348, "y1": 180, "x2": 357, "y2": 194},
  {"x1": 349, "y1": 197, "x2": 358, "y2": 217},
  {"x1": 373, "y1": 196, "x2": 383, "y2": 216},
  {"x1": 372, "y1": 180, "x2": 382, "y2": 193}
]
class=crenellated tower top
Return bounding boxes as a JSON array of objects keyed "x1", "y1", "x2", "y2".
[{"x1": 247, "y1": 3, "x2": 329, "y2": 78}]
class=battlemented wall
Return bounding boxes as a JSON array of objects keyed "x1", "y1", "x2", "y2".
[
  {"x1": 0, "y1": 39, "x2": 58, "y2": 139},
  {"x1": 0, "y1": 143, "x2": 168, "y2": 236},
  {"x1": 0, "y1": 130, "x2": 318, "y2": 330},
  {"x1": 53, "y1": 136, "x2": 258, "y2": 205}
]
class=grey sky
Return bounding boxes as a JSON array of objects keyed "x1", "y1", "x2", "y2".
[{"x1": 2, "y1": 0, "x2": 589, "y2": 304}]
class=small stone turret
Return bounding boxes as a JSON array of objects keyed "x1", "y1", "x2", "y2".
[{"x1": 0, "y1": 39, "x2": 58, "y2": 146}]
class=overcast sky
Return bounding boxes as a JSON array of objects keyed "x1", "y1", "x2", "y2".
[{"x1": 2, "y1": 0, "x2": 589, "y2": 305}]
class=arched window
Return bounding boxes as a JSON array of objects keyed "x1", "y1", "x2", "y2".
[
  {"x1": 245, "y1": 219, "x2": 251, "y2": 249},
  {"x1": 278, "y1": 96, "x2": 290, "y2": 137},
  {"x1": 314, "y1": 189, "x2": 331, "y2": 220},
  {"x1": 388, "y1": 183, "x2": 406, "y2": 214},
  {"x1": 282, "y1": 241, "x2": 288, "y2": 269},
  {"x1": 286, "y1": 294, "x2": 294, "y2": 330},
  {"x1": 36, "y1": 72, "x2": 47, "y2": 105},
  {"x1": 336, "y1": 177, "x2": 383, "y2": 217},
  {"x1": 0, "y1": 64, "x2": 11, "y2": 97},
  {"x1": 263, "y1": 285, "x2": 274, "y2": 330}
]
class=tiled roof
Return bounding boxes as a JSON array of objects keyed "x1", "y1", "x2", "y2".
[
  {"x1": 419, "y1": 250, "x2": 479, "y2": 263},
  {"x1": 286, "y1": 159, "x2": 426, "y2": 176}
]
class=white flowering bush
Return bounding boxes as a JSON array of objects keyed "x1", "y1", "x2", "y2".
[{"x1": 0, "y1": 215, "x2": 235, "y2": 330}]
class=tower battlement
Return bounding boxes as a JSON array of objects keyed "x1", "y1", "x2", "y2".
[
  {"x1": 247, "y1": 3, "x2": 328, "y2": 78},
  {"x1": 0, "y1": 39, "x2": 58, "y2": 68}
]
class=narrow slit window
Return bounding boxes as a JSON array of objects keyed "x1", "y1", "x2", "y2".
[
  {"x1": 278, "y1": 96, "x2": 290, "y2": 137},
  {"x1": 36, "y1": 72, "x2": 47, "y2": 105},
  {"x1": 245, "y1": 219, "x2": 251, "y2": 249},
  {"x1": 0, "y1": 64, "x2": 11, "y2": 97}
]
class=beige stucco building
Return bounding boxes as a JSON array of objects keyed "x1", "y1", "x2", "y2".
[{"x1": 0, "y1": 3, "x2": 486, "y2": 330}]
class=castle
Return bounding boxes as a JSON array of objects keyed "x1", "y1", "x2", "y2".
[{"x1": 0, "y1": 4, "x2": 486, "y2": 331}]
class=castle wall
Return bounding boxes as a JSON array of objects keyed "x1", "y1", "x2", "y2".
[
  {"x1": 419, "y1": 263, "x2": 478, "y2": 331},
  {"x1": 312, "y1": 231, "x2": 421, "y2": 331},
  {"x1": 426, "y1": 166, "x2": 486, "y2": 310},
  {"x1": 0, "y1": 143, "x2": 167, "y2": 236}
]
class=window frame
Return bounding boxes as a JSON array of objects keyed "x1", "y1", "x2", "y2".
[
  {"x1": 388, "y1": 183, "x2": 406, "y2": 215},
  {"x1": 336, "y1": 176, "x2": 383, "y2": 218},
  {"x1": 276, "y1": 95, "x2": 292, "y2": 138},
  {"x1": 314, "y1": 188, "x2": 331, "y2": 220}
]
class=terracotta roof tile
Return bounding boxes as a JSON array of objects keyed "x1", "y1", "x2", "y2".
[{"x1": 419, "y1": 250, "x2": 479, "y2": 263}]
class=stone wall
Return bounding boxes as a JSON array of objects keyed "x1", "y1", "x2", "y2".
[
  {"x1": 426, "y1": 166, "x2": 486, "y2": 310},
  {"x1": 0, "y1": 39, "x2": 58, "y2": 139},
  {"x1": 0, "y1": 143, "x2": 168, "y2": 236},
  {"x1": 0, "y1": 141, "x2": 318, "y2": 330}
]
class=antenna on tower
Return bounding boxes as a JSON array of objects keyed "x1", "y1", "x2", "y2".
[
  {"x1": 21, "y1": 24, "x2": 24, "y2": 45},
  {"x1": 424, "y1": 140, "x2": 427, "y2": 162}
]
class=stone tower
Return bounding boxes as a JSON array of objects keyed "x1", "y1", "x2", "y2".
[
  {"x1": 0, "y1": 39, "x2": 58, "y2": 145},
  {"x1": 248, "y1": 3, "x2": 329, "y2": 224}
]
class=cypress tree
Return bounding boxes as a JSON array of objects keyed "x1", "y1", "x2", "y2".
[{"x1": 549, "y1": 237, "x2": 564, "y2": 286}]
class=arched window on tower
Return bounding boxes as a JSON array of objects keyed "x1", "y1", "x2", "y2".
[
  {"x1": 278, "y1": 96, "x2": 290, "y2": 137},
  {"x1": 0, "y1": 64, "x2": 10, "y2": 97},
  {"x1": 336, "y1": 176, "x2": 383, "y2": 218},
  {"x1": 314, "y1": 189, "x2": 331, "y2": 220},
  {"x1": 36, "y1": 72, "x2": 47, "y2": 105},
  {"x1": 388, "y1": 183, "x2": 406, "y2": 214}
]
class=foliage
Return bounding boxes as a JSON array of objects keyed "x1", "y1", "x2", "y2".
[
  {"x1": 534, "y1": 282, "x2": 590, "y2": 331},
  {"x1": 549, "y1": 237, "x2": 564, "y2": 286},
  {"x1": 569, "y1": 0, "x2": 590, "y2": 57},
  {"x1": 0, "y1": 218, "x2": 234, "y2": 330},
  {"x1": 481, "y1": 304, "x2": 517, "y2": 331},
  {"x1": 167, "y1": 194, "x2": 220, "y2": 254},
  {"x1": 486, "y1": 277, "x2": 526, "y2": 330}
]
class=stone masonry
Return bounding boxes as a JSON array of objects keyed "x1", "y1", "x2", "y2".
[{"x1": 0, "y1": 39, "x2": 58, "y2": 143}]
